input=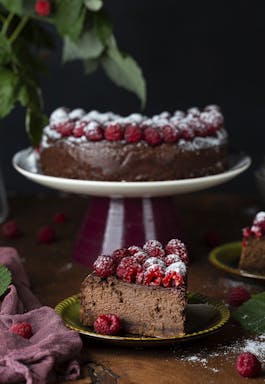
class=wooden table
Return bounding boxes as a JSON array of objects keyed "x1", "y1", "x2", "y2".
[{"x1": 1, "y1": 193, "x2": 264, "y2": 384}]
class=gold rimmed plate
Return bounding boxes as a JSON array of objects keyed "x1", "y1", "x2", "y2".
[
  {"x1": 209, "y1": 241, "x2": 265, "y2": 281},
  {"x1": 55, "y1": 292, "x2": 230, "y2": 346}
]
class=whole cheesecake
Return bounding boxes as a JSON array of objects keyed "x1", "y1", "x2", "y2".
[
  {"x1": 80, "y1": 239, "x2": 188, "y2": 338},
  {"x1": 39, "y1": 105, "x2": 228, "y2": 181}
]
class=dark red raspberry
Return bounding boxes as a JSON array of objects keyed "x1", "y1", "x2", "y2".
[
  {"x1": 133, "y1": 251, "x2": 148, "y2": 264},
  {"x1": 236, "y1": 352, "x2": 261, "y2": 377},
  {"x1": 242, "y1": 227, "x2": 252, "y2": 239},
  {"x1": 93, "y1": 314, "x2": 121, "y2": 335},
  {"x1": 251, "y1": 225, "x2": 263, "y2": 238},
  {"x1": 116, "y1": 256, "x2": 142, "y2": 283},
  {"x1": 164, "y1": 254, "x2": 181, "y2": 266},
  {"x1": 161, "y1": 124, "x2": 180, "y2": 143},
  {"x1": 112, "y1": 248, "x2": 130, "y2": 263},
  {"x1": 143, "y1": 240, "x2": 165, "y2": 258},
  {"x1": 9, "y1": 323, "x2": 33, "y2": 339},
  {"x1": 144, "y1": 126, "x2": 162, "y2": 145},
  {"x1": 163, "y1": 269, "x2": 183, "y2": 288},
  {"x1": 135, "y1": 270, "x2": 144, "y2": 285},
  {"x1": 178, "y1": 121, "x2": 195, "y2": 140},
  {"x1": 2, "y1": 220, "x2": 20, "y2": 238},
  {"x1": 72, "y1": 121, "x2": 87, "y2": 137},
  {"x1": 187, "y1": 116, "x2": 208, "y2": 137},
  {"x1": 165, "y1": 239, "x2": 188, "y2": 263},
  {"x1": 85, "y1": 123, "x2": 104, "y2": 141},
  {"x1": 37, "y1": 226, "x2": 55, "y2": 244},
  {"x1": 200, "y1": 111, "x2": 223, "y2": 134},
  {"x1": 127, "y1": 245, "x2": 142, "y2": 255},
  {"x1": 93, "y1": 255, "x2": 116, "y2": 278},
  {"x1": 124, "y1": 124, "x2": 142, "y2": 143},
  {"x1": 54, "y1": 121, "x2": 74, "y2": 137},
  {"x1": 204, "y1": 230, "x2": 221, "y2": 248},
  {"x1": 227, "y1": 287, "x2": 251, "y2": 307},
  {"x1": 143, "y1": 265, "x2": 165, "y2": 286},
  {"x1": 143, "y1": 257, "x2": 166, "y2": 269},
  {"x1": 53, "y1": 212, "x2": 66, "y2": 224},
  {"x1": 35, "y1": 0, "x2": 51, "y2": 16},
  {"x1": 105, "y1": 123, "x2": 123, "y2": 141}
]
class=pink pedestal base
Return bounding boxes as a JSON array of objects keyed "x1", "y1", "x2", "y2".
[{"x1": 73, "y1": 197, "x2": 182, "y2": 268}]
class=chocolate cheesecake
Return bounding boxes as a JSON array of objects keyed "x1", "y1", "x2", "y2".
[
  {"x1": 80, "y1": 239, "x2": 188, "y2": 338},
  {"x1": 240, "y1": 211, "x2": 265, "y2": 271},
  {"x1": 39, "y1": 105, "x2": 228, "y2": 182}
]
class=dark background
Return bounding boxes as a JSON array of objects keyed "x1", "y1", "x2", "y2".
[{"x1": 1, "y1": 0, "x2": 264, "y2": 195}]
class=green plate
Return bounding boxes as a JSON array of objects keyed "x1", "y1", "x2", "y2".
[
  {"x1": 209, "y1": 241, "x2": 265, "y2": 281},
  {"x1": 55, "y1": 292, "x2": 230, "y2": 346}
]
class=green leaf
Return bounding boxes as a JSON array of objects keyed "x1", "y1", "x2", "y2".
[
  {"x1": 0, "y1": 34, "x2": 12, "y2": 65},
  {"x1": 26, "y1": 107, "x2": 48, "y2": 147},
  {"x1": 102, "y1": 46, "x2": 146, "y2": 108},
  {"x1": 84, "y1": 0, "x2": 103, "y2": 11},
  {"x1": 63, "y1": 30, "x2": 104, "y2": 62},
  {"x1": 94, "y1": 10, "x2": 112, "y2": 46},
  {"x1": 0, "y1": 69, "x2": 19, "y2": 118},
  {"x1": 54, "y1": 0, "x2": 85, "y2": 41},
  {"x1": 0, "y1": 264, "x2": 11, "y2": 297},
  {"x1": 83, "y1": 58, "x2": 99, "y2": 74},
  {"x1": 0, "y1": 0, "x2": 22, "y2": 14},
  {"x1": 233, "y1": 292, "x2": 265, "y2": 334}
]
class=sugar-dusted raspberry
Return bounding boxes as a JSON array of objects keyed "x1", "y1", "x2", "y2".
[
  {"x1": 163, "y1": 261, "x2": 186, "y2": 287},
  {"x1": 204, "y1": 104, "x2": 221, "y2": 112},
  {"x1": 124, "y1": 124, "x2": 143, "y2": 143},
  {"x1": 94, "y1": 314, "x2": 121, "y2": 335},
  {"x1": 93, "y1": 255, "x2": 116, "y2": 278},
  {"x1": 116, "y1": 256, "x2": 142, "y2": 283},
  {"x1": 54, "y1": 121, "x2": 75, "y2": 137},
  {"x1": 165, "y1": 239, "x2": 188, "y2": 264},
  {"x1": 161, "y1": 124, "x2": 180, "y2": 143},
  {"x1": 112, "y1": 248, "x2": 130, "y2": 264},
  {"x1": 164, "y1": 253, "x2": 181, "y2": 266},
  {"x1": 144, "y1": 126, "x2": 162, "y2": 145},
  {"x1": 128, "y1": 245, "x2": 142, "y2": 255},
  {"x1": 178, "y1": 120, "x2": 195, "y2": 141},
  {"x1": 236, "y1": 352, "x2": 261, "y2": 377},
  {"x1": 37, "y1": 225, "x2": 55, "y2": 244},
  {"x1": 9, "y1": 323, "x2": 33, "y2": 339},
  {"x1": 53, "y1": 212, "x2": 66, "y2": 224},
  {"x1": 143, "y1": 257, "x2": 166, "y2": 269},
  {"x1": 143, "y1": 264, "x2": 165, "y2": 286},
  {"x1": 73, "y1": 121, "x2": 87, "y2": 137},
  {"x1": 2, "y1": 220, "x2": 20, "y2": 238},
  {"x1": 133, "y1": 251, "x2": 148, "y2": 264},
  {"x1": 187, "y1": 116, "x2": 208, "y2": 137},
  {"x1": 187, "y1": 107, "x2": 200, "y2": 117},
  {"x1": 251, "y1": 225, "x2": 263, "y2": 238},
  {"x1": 143, "y1": 240, "x2": 165, "y2": 258},
  {"x1": 85, "y1": 122, "x2": 104, "y2": 141},
  {"x1": 135, "y1": 270, "x2": 144, "y2": 285},
  {"x1": 200, "y1": 110, "x2": 223, "y2": 134},
  {"x1": 105, "y1": 123, "x2": 123, "y2": 141},
  {"x1": 35, "y1": 0, "x2": 51, "y2": 16},
  {"x1": 227, "y1": 287, "x2": 251, "y2": 307}
]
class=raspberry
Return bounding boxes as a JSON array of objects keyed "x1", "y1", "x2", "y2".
[
  {"x1": 85, "y1": 122, "x2": 104, "y2": 141},
  {"x1": 187, "y1": 116, "x2": 208, "y2": 137},
  {"x1": 204, "y1": 230, "x2": 221, "y2": 247},
  {"x1": 143, "y1": 257, "x2": 166, "y2": 269},
  {"x1": 242, "y1": 227, "x2": 252, "y2": 238},
  {"x1": 105, "y1": 123, "x2": 123, "y2": 141},
  {"x1": 178, "y1": 121, "x2": 195, "y2": 141},
  {"x1": 200, "y1": 110, "x2": 223, "y2": 134},
  {"x1": 127, "y1": 245, "x2": 142, "y2": 255},
  {"x1": 161, "y1": 124, "x2": 180, "y2": 143},
  {"x1": 143, "y1": 265, "x2": 165, "y2": 286},
  {"x1": 143, "y1": 240, "x2": 165, "y2": 258},
  {"x1": 9, "y1": 323, "x2": 33, "y2": 339},
  {"x1": 35, "y1": 0, "x2": 51, "y2": 16},
  {"x1": 93, "y1": 255, "x2": 116, "y2": 278},
  {"x1": 236, "y1": 352, "x2": 261, "y2": 377},
  {"x1": 187, "y1": 107, "x2": 200, "y2": 117},
  {"x1": 2, "y1": 220, "x2": 20, "y2": 238},
  {"x1": 165, "y1": 239, "x2": 188, "y2": 264},
  {"x1": 163, "y1": 262, "x2": 186, "y2": 288},
  {"x1": 93, "y1": 314, "x2": 121, "y2": 335},
  {"x1": 164, "y1": 253, "x2": 181, "y2": 266},
  {"x1": 227, "y1": 287, "x2": 251, "y2": 307},
  {"x1": 144, "y1": 126, "x2": 162, "y2": 145},
  {"x1": 204, "y1": 104, "x2": 221, "y2": 112},
  {"x1": 53, "y1": 212, "x2": 66, "y2": 224},
  {"x1": 116, "y1": 257, "x2": 142, "y2": 283},
  {"x1": 133, "y1": 251, "x2": 148, "y2": 264},
  {"x1": 124, "y1": 124, "x2": 143, "y2": 143},
  {"x1": 37, "y1": 225, "x2": 55, "y2": 244},
  {"x1": 73, "y1": 121, "x2": 87, "y2": 137},
  {"x1": 54, "y1": 121, "x2": 74, "y2": 137},
  {"x1": 251, "y1": 225, "x2": 263, "y2": 238},
  {"x1": 112, "y1": 248, "x2": 130, "y2": 263}
]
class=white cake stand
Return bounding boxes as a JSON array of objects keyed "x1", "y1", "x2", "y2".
[{"x1": 13, "y1": 148, "x2": 251, "y2": 267}]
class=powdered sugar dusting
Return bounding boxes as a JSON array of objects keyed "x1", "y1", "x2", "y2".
[{"x1": 166, "y1": 261, "x2": 186, "y2": 276}]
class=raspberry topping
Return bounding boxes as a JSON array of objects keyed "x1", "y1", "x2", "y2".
[
  {"x1": 35, "y1": 0, "x2": 51, "y2": 16},
  {"x1": 53, "y1": 212, "x2": 66, "y2": 224},
  {"x1": 9, "y1": 323, "x2": 33, "y2": 339},
  {"x1": 244, "y1": 211, "x2": 265, "y2": 239},
  {"x1": 163, "y1": 262, "x2": 186, "y2": 288},
  {"x1": 143, "y1": 257, "x2": 166, "y2": 269},
  {"x1": 133, "y1": 251, "x2": 148, "y2": 264},
  {"x1": 93, "y1": 314, "x2": 121, "y2": 335},
  {"x1": 143, "y1": 265, "x2": 165, "y2": 286},
  {"x1": 144, "y1": 126, "x2": 162, "y2": 145},
  {"x1": 105, "y1": 123, "x2": 123, "y2": 141},
  {"x1": 143, "y1": 240, "x2": 165, "y2": 258},
  {"x1": 178, "y1": 121, "x2": 194, "y2": 141},
  {"x1": 227, "y1": 287, "x2": 251, "y2": 307},
  {"x1": 164, "y1": 254, "x2": 181, "y2": 266},
  {"x1": 116, "y1": 257, "x2": 142, "y2": 283},
  {"x1": 127, "y1": 245, "x2": 142, "y2": 255},
  {"x1": 85, "y1": 122, "x2": 104, "y2": 141},
  {"x1": 37, "y1": 225, "x2": 55, "y2": 244},
  {"x1": 124, "y1": 124, "x2": 143, "y2": 143},
  {"x1": 161, "y1": 124, "x2": 180, "y2": 143},
  {"x1": 72, "y1": 121, "x2": 87, "y2": 137},
  {"x1": 236, "y1": 352, "x2": 261, "y2": 377},
  {"x1": 165, "y1": 239, "x2": 188, "y2": 264},
  {"x1": 54, "y1": 121, "x2": 75, "y2": 137},
  {"x1": 2, "y1": 220, "x2": 20, "y2": 238},
  {"x1": 93, "y1": 255, "x2": 116, "y2": 278},
  {"x1": 112, "y1": 248, "x2": 130, "y2": 263}
]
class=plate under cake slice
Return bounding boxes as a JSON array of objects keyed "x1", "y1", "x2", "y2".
[
  {"x1": 240, "y1": 211, "x2": 265, "y2": 271},
  {"x1": 80, "y1": 239, "x2": 188, "y2": 338}
]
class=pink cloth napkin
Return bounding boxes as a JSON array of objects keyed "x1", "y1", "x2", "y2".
[{"x1": 0, "y1": 247, "x2": 83, "y2": 384}]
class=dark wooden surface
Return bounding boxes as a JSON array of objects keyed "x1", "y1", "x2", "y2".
[{"x1": 1, "y1": 193, "x2": 264, "y2": 384}]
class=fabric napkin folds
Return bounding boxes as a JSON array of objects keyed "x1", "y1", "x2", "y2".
[{"x1": 0, "y1": 247, "x2": 82, "y2": 384}]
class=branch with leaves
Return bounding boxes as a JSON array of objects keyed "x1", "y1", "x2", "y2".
[{"x1": 0, "y1": 0, "x2": 146, "y2": 146}]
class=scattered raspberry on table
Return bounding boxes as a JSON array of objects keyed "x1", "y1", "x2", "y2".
[{"x1": 236, "y1": 352, "x2": 261, "y2": 377}]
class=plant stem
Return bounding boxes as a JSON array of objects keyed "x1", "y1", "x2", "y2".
[
  {"x1": 9, "y1": 16, "x2": 29, "y2": 44},
  {"x1": 0, "y1": 14, "x2": 6, "y2": 24},
  {"x1": 2, "y1": 12, "x2": 14, "y2": 35}
]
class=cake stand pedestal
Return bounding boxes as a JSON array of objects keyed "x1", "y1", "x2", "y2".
[{"x1": 13, "y1": 148, "x2": 251, "y2": 267}]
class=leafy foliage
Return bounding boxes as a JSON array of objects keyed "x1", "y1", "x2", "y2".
[
  {"x1": 233, "y1": 292, "x2": 265, "y2": 334},
  {"x1": 0, "y1": 264, "x2": 12, "y2": 297}
]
